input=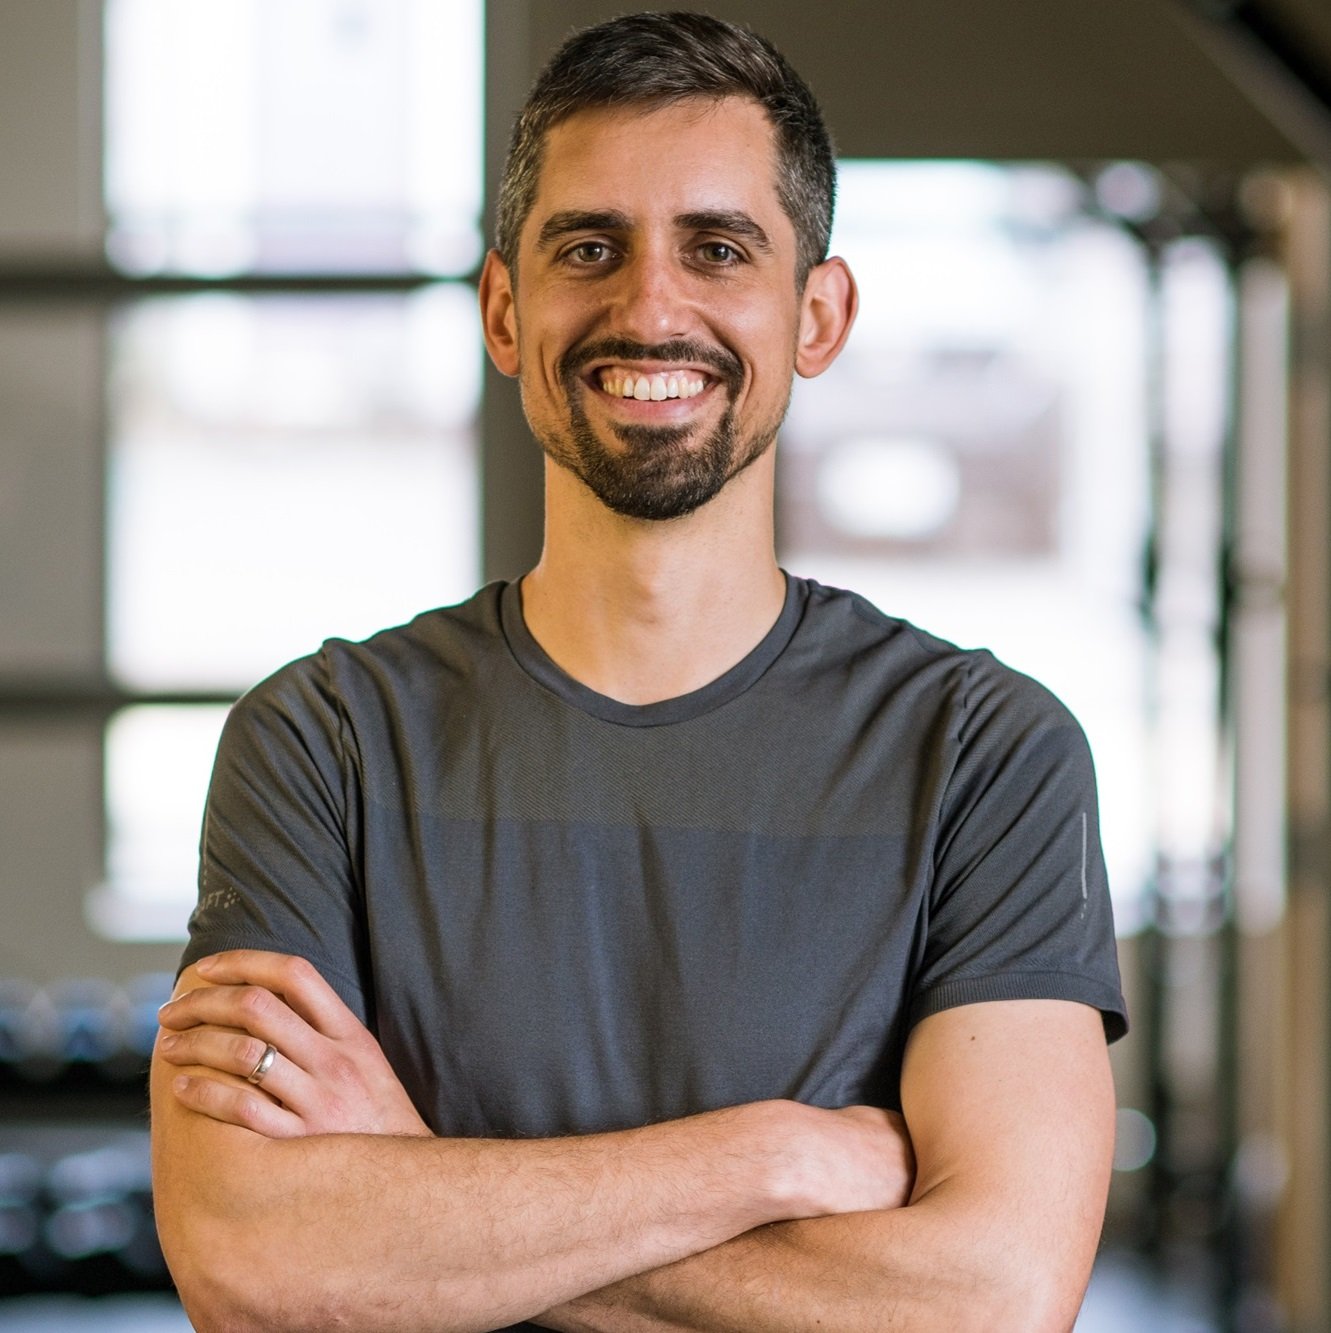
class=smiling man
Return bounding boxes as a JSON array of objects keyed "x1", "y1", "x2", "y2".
[
  {"x1": 151, "y1": 13, "x2": 1127, "y2": 1332},
  {"x1": 507, "y1": 103, "x2": 795, "y2": 527}
]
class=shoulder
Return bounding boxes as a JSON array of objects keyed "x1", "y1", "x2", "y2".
[
  {"x1": 790, "y1": 577, "x2": 1076, "y2": 735},
  {"x1": 231, "y1": 583, "x2": 507, "y2": 732},
  {"x1": 321, "y1": 581, "x2": 506, "y2": 693}
]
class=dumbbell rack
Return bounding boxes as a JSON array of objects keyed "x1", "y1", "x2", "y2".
[{"x1": 0, "y1": 975, "x2": 174, "y2": 1297}]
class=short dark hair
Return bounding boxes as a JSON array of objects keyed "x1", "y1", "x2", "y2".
[{"x1": 494, "y1": 11, "x2": 836, "y2": 286}]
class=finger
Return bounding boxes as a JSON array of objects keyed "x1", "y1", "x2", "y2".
[
  {"x1": 171, "y1": 1072, "x2": 308, "y2": 1140},
  {"x1": 158, "y1": 983, "x2": 317, "y2": 1073},
  {"x1": 155, "y1": 989, "x2": 326, "y2": 1115},
  {"x1": 156, "y1": 1026, "x2": 289, "y2": 1086},
  {"x1": 156, "y1": 1024, "x2": 335, "y2": 1132},
  {"x1": 192, "y1": 951, "x2": 362, "y2": 1039}
]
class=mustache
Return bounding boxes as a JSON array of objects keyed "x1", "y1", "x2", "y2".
[{"x1": 558, "y1": 337, "x2": 743, "y2": 390}]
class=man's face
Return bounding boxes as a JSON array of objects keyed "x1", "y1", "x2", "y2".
[{"x1": 489, "y1": 96, "x2": 811, "y2": 521}]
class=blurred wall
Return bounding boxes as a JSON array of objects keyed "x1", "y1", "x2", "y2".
[{"x1": 0, "y1": 1, "x2": 180, "y2": 984}]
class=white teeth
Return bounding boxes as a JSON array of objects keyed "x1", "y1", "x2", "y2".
[{"x1": 598, "y1": 368, "x2": 708, "y2": 400}]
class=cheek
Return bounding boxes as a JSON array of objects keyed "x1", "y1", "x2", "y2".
[
  {"x1": 512, "y1": 324, "x2": 561, "y2": 398},
  {"x1": 721, "y1": 284, "x2": 797, "y2": 345},
  {"x1": 732, "y1": 310, "x2": 799, "y2": 392},
  {"x1": 523, "y1": 306, "x2": 602, "y2": 383}
]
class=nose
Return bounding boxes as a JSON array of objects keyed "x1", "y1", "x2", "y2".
[{"x1": 605, "y1": 249, "x2": 692, "y2": 344}]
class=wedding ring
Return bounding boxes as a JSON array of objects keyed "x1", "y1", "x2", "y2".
[{"x1": 246, "y1": 1043, "x2": 277, "y2": 1086}]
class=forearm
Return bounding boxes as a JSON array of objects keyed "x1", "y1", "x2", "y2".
[
  {"x1": 152, "y1": 954, "x2": 911, "y2": 1330},
  {"x1": 538, "y1": 1185, "x2": 1081, "y2": 1333},
  {"x1": 154, "y1": 1090, "x2": 801, "y2": 1333},
  {"x1": 540, "y1": 1001, "x2": 1118, "y2": 1333}
]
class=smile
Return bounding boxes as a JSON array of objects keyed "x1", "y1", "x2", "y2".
[{"x1": 595, "y1": 367, "x2": 710, "y2": 401}]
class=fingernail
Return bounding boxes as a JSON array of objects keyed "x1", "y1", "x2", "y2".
[
  {"x1": 157, "y1": 999, "x2": 173, "y2": 1013},
  {"x1": 173, "y1": 1075, "x2": 189, "y2": 1093},
  {"x1": 195, "y1": 957, "x2": 216, "y2": 975}
]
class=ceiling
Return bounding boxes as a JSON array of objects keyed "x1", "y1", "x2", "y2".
[
  {"x1": 1270, "y1": 0, "x2": 1331, "y2": 63},
  {"x1": 492, "y1": 0, "x2": 1331, "y2": 166}
]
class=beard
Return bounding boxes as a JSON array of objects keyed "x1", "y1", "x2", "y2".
[{"x1": 530, "y1": 336, "x2": 788, "y2": 522}]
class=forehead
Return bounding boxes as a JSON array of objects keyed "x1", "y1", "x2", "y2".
[{"x1": 524, "y1": 96, "x2": 788, "y2": 243}]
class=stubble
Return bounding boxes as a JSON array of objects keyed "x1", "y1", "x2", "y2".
[{"x1": 529, "y1": 336, "x2": 788, "y2": 522}]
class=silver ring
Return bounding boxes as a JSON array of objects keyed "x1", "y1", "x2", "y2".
[{"x1": 246, "y1": 1043, "x2": 277, "y2": 1086}]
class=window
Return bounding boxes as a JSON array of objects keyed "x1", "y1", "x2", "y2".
[
  {"x1": 107, "y1": 289, "x2": 479, "y2": 692},
  {"x1": 103, "y1": 0, "x2": 482, "y2": 277},
  {"x1": 93, "y1": 0, "x2": 484, "y2": 942}
]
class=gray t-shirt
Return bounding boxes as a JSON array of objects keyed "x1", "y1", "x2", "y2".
[
  {"x1": 186, "y1": 574, "x2": 1124, "y2": 1137},
  {"x1": 185, "y1": 575, "x2": 1126, "y2": 1329}
]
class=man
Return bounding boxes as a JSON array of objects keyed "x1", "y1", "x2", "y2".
[{"x1": 152, "y1": 13, "x2": 1126, "y2": 1331}]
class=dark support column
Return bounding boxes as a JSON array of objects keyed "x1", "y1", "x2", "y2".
[{"x1": 1280, "y1": 171, "x2": 1331, "y2": 1333}]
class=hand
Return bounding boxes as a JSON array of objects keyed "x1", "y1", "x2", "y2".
[
  {"x1": 531, "y1": 1105, "x2": 916, "y2": 1330},
  {"x1": 784, "y1": 1102, "x2": 916, "y2": 1216},
  {"x1": 155, "y1": 949, "x2": 431, "y2": 1141}
]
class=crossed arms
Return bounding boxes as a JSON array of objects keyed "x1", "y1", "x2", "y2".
[{"x1": 150, "y1": 949, "x2": 1115, "y2": 1332}]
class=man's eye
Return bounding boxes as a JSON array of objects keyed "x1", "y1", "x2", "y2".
[
  {"x1": 568, "y1": 242, "x2": 612, "y2": 264},
  {"x1": 698, "y1": 241, "x2": 741, "y2": 264}
]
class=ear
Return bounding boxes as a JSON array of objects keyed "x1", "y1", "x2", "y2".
[
  {"x1": 795, "y1": 256, "x2": 858, "y2": 379},
  {"x1": 479, "y1": 249, "x2": 520, "y2": 377}
]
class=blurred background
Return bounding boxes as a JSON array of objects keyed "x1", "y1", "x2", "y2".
[{"x1": 0, "y1": 0, "x2": 1329, "y2": 1327}]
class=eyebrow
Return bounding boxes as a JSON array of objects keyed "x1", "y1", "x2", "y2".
[
  {"x1": 533, "y1": 208, "x2": 775, "y2": 256},
  {"x1": 676, "y1": 211, "x2": 774, "y2": 256},
  {"x1": 535, "y1": 210, "x2": 632, "y2": 252}
]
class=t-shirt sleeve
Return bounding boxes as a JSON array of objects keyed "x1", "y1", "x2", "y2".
[
  {"x1": 908, "y1": 655, "x2": 1128, "y2": 1042},
  {"x1": 179, "y1": 651, "x2": 369, "y2": 1023}
]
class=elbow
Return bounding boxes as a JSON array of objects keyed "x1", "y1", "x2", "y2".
[
  {"x1": 171, "y1": 1263, "x2": 348, "y2": 1333},
  {"x1": 153, "y1": 1134, "x2": 344, "y2": 1329},
  {"x1": 980, "y1": 1252, "x2": 1093, "y2": 1333},
  {"x1": 173, "y1": 1267, "x2": 378, "y2": 1333},
  {"x1": 160, "y1": 1211, "x2": 333, "y2": 1333},
  {"x1": 902, "y1": 1223, "x2": 1092, "y2": 1333},
  {"x1": 1000, "y1": 1283, "x2": 1085, "y2": 1333},
  {"x1": 163, "y1": 1256, "x2": 251, "y2": 1333},
  {"x1": 164, "y1": 1221, "x2": 498, "y2": 1333},
  {"x1": 915, "y1": 1186, "x2": 1101, "y2": 1331},
  {"x1": 161, "y1": 1225, "x2": 280, "y2": 1333},
  {"x1": 172, "y1": 1271, "x2": 264, "y2": 1333}
]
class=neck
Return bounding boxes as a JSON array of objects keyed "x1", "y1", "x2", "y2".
[{"x1": 520, "y1": 453, "x2": 786, "y2": 705}]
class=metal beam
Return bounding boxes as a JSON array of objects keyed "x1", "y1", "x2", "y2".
[{"x1": 1174, "y1": 0, "x2": 1331, "y2": 172}]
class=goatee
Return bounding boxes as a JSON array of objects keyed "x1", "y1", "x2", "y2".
[{"x1": 536, "y1": 337, "x2": 785, "y2": 522}]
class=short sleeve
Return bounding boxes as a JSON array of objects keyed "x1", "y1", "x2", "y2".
[
  {"x1": 908, "y1": 656, "x2": 1128, "y2": 1042},
  {"x1": 180, "y1": 651, "x2": 369, "y2": 1022}
]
